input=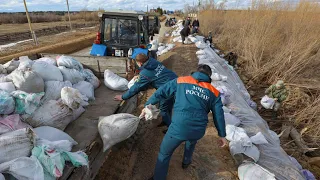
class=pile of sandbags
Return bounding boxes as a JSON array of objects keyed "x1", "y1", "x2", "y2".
[
  {"x1": 157, "y1": 44, "x2": 176, "y2": 56},
  {"x1": 0, "y1": 55, "x2": 97, "y2": 179}
]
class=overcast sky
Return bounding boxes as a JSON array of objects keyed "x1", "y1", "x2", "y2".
[{"x1": 0, "y1": 0, "x2": 318, "y2": 12}]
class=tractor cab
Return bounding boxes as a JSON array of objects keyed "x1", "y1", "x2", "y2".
[{"x1": 92, "y1": 10, "x2": 151, "y2": 57}]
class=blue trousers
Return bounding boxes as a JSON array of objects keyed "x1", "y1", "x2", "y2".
[
  {"x1": 154, "y1": 131, "x2": 197, "y2": 180},
  {"x1": 159, "y1": 98, "x2": 174, "y2": 126}
]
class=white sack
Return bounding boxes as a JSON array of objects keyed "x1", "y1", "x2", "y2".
[
  {"x1": 3, "y1": 60, "x2": 19, "y2": 74},
  {"x1": 41, "y1": 81, "x2": 72, "y2": 104},
  {"x1": 128, "y1": 77, "x2": 138, "y2": 89},
  {"x1": 0, "y1": 65, "x2": 7, "y2": 74},
  {"x1": 57, "y1": 55, "x2": 83, "y2": 71},
  {"x1": 58, "y1": 66, "x2": 85, "y2": 84},
  {"x1": 0, "y1": 156, "x2": 44, "y2": 180},
  {"x1": 184, "y1": 37, "x2": 192, "y2": 44},
  {"x1": 72, "y1": 106, "x2": 85, "y2": 121},
  {"x1": 261, "y1": 95, "x2": 275, "y2": 109},
  {"x1": 73, "y1": 81, "x2": 95, "y2": 100},
  {"x1": 0, "y1": 128, "x2": 34, "y2": 164},
  {"x1": 98, "y1": 113, "x2": 140, "y2": 151},
  {"x1": 166, "y1": 44, "x2": 175, "y2": 50},
  {"x1": 35, "y1": 139, "x2": 73, "y2": 152},
  {"x1": 230, "y1": 141, "x2": 260, "y2": 163},
  {"x1": 211, "y1": 73, "x2": 222, "y2": 81},
  {"x1": 11, "y1": 90, "x2": 44, "y2": 115},
  {"x1": 83, "y1": 69, "x2": 100, "y2": 89},
  {"x1": 226, "y1": 125, "x2": 251, "y2": 146},
  {"x1": 7, "y1": 69, "x2": 44, "y2": 93},
  {"x1": 26, "y1": 100, "x2": 73, "y2": 130},
  {"x1": 196, "y1": 50, "x2": 206, "y2": 55},
  {"x1": 224, "y1": 113, "x2": 241, "y2": 126},
  {"x1": 0, "y1": 114, "x2": 31, "y2": 135},
  {"x1": 35, "y1": 57, "x2": 57, "y2": 66},
  {"x1": 173, "y1": 36, "x2": 182, "y2": 42},
  {"x1": 189, "y1": 36, "x2": 198, "y2": 43},
  {"x1": 0, "y1": 90, "x2": 15, "y2": 114},
  {"x1": 158, "y1": 46, "x2": 166, "y2": 52},
  {"x1": 250, "y1": 132, "x2": 268, "y2": 145},
  {"x1": 18, "y1": 57, "x2": 33, "y2": 71},
  {"x1": 0, "y1": 82, "x2": 15, "y2": 93},
  {"x1": 140, "y1": 104, "x2": 160, "y2": 121},
  {"x1": 104, "y1": 69, "x2": 128, "y2": 91},
  {"x1": 195, "y1": 41, "x2": 208, "y2": 49},
  {"x1": 238, "y1": 162, "x2": 276, "y2": 180},
  {"x1": 33, "y1": 126, "x2": 77, "y2": 145},
  {"x1": 32, "y1": 61, "x2": 63, "y2": 82},
  {"x1": 61, "y1": 87, "x2": 89, "y2": 110}
]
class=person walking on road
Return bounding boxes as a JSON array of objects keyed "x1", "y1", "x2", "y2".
[
  {"x1": 191, "y1": 18, "x2": 200, "y2": 34},
  {"x1": 265, "y1": 80, "x2": 288, "y2": 119},
  {"x1": 180, "y1": 25, "x2": 191, "y2": 44},
  {"x1": 114, "y1": 53, "x2": 177, "y2": 129},
  {"x1": 141, "y1": 64, "x2": 227, "y2": 180}
]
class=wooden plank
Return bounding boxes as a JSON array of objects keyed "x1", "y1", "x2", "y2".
[{"x1": 59, "y1": 87, "x2": 138, "y2": 180}]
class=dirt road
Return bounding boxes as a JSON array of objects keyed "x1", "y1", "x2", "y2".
[{"x1": 96, "y1": 21, "x2": 237, "y2": 180}]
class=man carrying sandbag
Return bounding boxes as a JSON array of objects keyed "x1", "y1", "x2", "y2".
[
  {"x1": 140, "y1": 64, "x2": 227, "y2": 180},
  {"x1": 265, "y1": 80, "x2": 288, "y2": 119},
  {"x1": 114, "y1": 53, "x2": 177, "y2": 131}
]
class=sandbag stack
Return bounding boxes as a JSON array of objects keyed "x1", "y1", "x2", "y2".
[{"x1": 0, "y1": 55, "x2": 95, "y2": 179}]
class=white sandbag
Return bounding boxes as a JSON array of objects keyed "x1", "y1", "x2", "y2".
[
  {"x1": 0, "y1": 128, "x2": 34, "y2": 164},
  {"x1": 226, "y1": 125, "x2": 251, "y2": 146},
  {"x1": 104, "y1": 69, "x2": 128, "y2": 91},
  {"x1": 0, "y1": 156, "x2": 44, "y2": 180},
  {"x1": 26, "y1": 100, "x2": 73, "y2": 130},
  {"x1": 18, "y1": 56, "x2": 34, "y2": 70},
  {"x1": 184, "y1": 37, "x2": 192, "y2": 44},
  {"x1": 72, "y1": 106, "x2": 85, "y2": 121},
  {"x1": 224, "y1": 113, "x2": 241, "y2": 126},
  {"x1": 7, "y1": 69, "x2": 44, "y2": 93},
  {"x1": 230, "y1": 140, "x2": 260, "y2": 163},
  {"x1": 73, "y1": 81, "x2": 95, "y2": 100},
  {"x1": 0, "y1": 90, "x2": 15, "y2": 114},
  {"x1": 36, "y1": 139, "x2": 73, "y2": 152},
  {"x1": 0, "y1": 65, "x2": 7, "y2": 74},
  {"x1": 158, "y1": 46, "x2": 166, "y2": 52},
  {"x1": 217, "y1": 86, "x2": 232, "y2": 105},
  {"x1": 196, "y1": 50, "x2": 206, "y2": 55},
  {"x1": 211, "y1": 73, "x2": 222, "y2": 81},
  {"x1": 140, "y1": 104, "x2": 160, "y2": 121},
  {"x1": 160, "y1": 49, "x2": 169, "y2": 55},
  {"x1": 0, "y1": 82, "x2": 15, "y2": 93},
  {"x1": 195, "y1": 41, "x2": 208, "y2": 49},
  {"x1": 223, "y1": 106, "x2": 232, "y2": 113},
  {"x1": 166, "y1": 44, "x2": 175, "y2": 50},
  {"x1": 32, "y1": 61, "x2": 63, "y2": 82},
  {"x1": 98, "y1": 113, "x2": 140, "y2": 151},
  {"x1": 61, "y1": 87, "x2": 89, "y2": 110},
  {"x1": 33, "y1": 126, "x2": 77, "y2": 145},
  {"x1": 58, "y1": 66, "x2": 85, "y2": 84},
  {"x1": 83, "y1": 69, "x2": 100, "y2": 89},
  {"x1": 128, "y1": 77, "x2": 138, "y2": 89},
  {"x1": 11, "y1": 90, "x2": 44, "y2": 115},
  {"x1": 35, "y1": 57, "x2": 57, "y2": 66},
  {"x1": 261, "y1": 95, "x2": 275, "y2": 109},
  {"x1": 0, "y1": 114, "x2": 31, "y2": 135},
  {"x1": 0, "y1": 75, "x2": 8, "y2": 83},
  {"x1": 41, "y1": 81, "x2": 72, "y2": 104},
  {"x1": 238, "y1": 162, "x2": 276, "y2": 180},
  {"x1": 189, "y1": 36, "x2": 198, "y2": 43},
  {"x1": 57, "y1": 55, "x2": 83, "y2": 71},
  {"x1": 250, "y1": 132, "x2": 268, "y2": 145},
  {"x1": 221, "y1": 75, "x2": 228, "y2": 82},
  {"x1": 195, "y1": 35, "x2": 205, "y2": 42},
  {"x1": 2, "y1": 60, "x2": 19, "y2": 74}
]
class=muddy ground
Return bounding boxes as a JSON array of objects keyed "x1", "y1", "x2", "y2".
[{"x1": 95, "y1": 28, "x2": 238, "y2": 180}]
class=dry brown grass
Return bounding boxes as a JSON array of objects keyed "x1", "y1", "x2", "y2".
[
  {"x1": 64, "y1": 11, "x2": 99, "y2": 22},
  {"x1": 0, "y1": 13, "x2": 62, "y2": 24},
  {"x1": 200, "y1": 1, "x2": 320, "y2": 140}
]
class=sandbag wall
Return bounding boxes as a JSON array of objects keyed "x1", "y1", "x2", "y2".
[{"x1": 193, "y1": 39, "x2": 307, "y2": 179}]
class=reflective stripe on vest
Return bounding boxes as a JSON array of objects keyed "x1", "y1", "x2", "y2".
[{"x1": 177, "y1": 76, "x2": 220, "y2": 97}]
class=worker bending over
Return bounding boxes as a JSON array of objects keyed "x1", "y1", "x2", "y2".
[
  {"x1": 265, "y1": 80, "x2": 288, "y2": 119},
  {"x1": 114, "y1": 53, "x2": 177, "y2": 129},
  {"x1": 141, "y1": 64, "x2": 227, "y2": 180}
]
